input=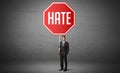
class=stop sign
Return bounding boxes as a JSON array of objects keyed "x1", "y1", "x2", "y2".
[{"x1": 43, "y1": 2, "x2": 75, "y2": 35}]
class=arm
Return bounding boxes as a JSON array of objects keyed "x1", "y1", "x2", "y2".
[
  {"x1": 66, "y1": 42, "x2": 69, "y2": 55},
  {"x1": 58, "y1": 42, "x2": 62, "y2": 51}
]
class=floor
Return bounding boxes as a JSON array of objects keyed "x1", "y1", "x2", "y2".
[{"x1": 1, "y1": 61, "x2": 120, "y2": 73}]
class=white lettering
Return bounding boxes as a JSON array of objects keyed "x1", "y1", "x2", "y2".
[{"x1": 48, "y1": 12, "x2": 71, "y2": 25}]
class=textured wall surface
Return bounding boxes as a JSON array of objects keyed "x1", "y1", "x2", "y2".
[{"x1": 1, "y1": 0, "x2": 120, "y2": 63}]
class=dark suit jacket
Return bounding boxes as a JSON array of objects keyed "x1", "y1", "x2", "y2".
[{"x1": 60, "y1": 41, "x2": 69, "y2": 56}]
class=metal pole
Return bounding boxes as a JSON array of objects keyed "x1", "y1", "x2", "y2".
[
  {"x1": 58, "y1": 35, "x2": 61, "y2": 54},
  {"x1": 59, "y1": 35, "x2": 60, "y2": 43}
]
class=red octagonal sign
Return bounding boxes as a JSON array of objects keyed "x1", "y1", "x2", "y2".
[{"x1": 43, "y1": 2, "x2": 75, "y2": 35}]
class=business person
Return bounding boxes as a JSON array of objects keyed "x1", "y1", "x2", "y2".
[{"x1": 59, "y1": 35, "x2": 69, "y2": 72}]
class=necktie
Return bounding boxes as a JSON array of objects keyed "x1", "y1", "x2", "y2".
[{"x1": 62, "y1": 41, "x2": 64, "y2": 47}]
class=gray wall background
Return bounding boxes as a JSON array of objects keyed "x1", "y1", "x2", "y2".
[{"x1": 1, "y1": 0, "x2": 120, "y2": 63}]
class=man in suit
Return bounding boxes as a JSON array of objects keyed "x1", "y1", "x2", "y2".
[{"x1": 59, "y1": 35, "x2": 69, "y2": 72}]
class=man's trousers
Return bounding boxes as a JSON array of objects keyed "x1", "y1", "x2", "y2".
[{"x1": 60, "y1": 55, "x2": 67, "y2": 69}]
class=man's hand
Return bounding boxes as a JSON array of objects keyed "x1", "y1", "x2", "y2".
[
  {"x1": 58, "y1": 48, "x2": 60, "y2": 51},
  {"x1": 57, "y1": 48, "x2": 60, "y2": 55}
]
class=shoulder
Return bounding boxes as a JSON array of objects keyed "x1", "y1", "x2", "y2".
[
  {"x1": 60, "y1": 41, "x2": 62, "y2": 43},
  {"x1": 65, "y1": 41, "x2": 69, "y2": 44}
]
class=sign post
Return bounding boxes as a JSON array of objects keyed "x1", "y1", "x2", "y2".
[{"x1": 43, "y1": 2, "x2": 75, "y2": 51}]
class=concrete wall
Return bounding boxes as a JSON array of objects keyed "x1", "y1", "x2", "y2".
[{"x1": 1, "y1": 0, "x2": 120, "y2": 63}]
